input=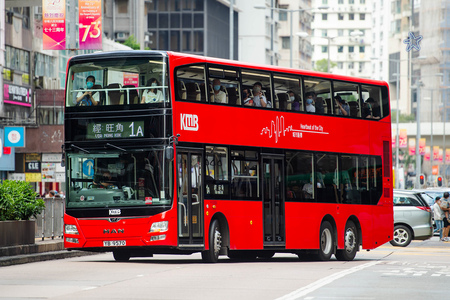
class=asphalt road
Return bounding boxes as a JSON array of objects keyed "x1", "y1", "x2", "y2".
[{"x1": 0, "y1": 237, "x2": 449, "y2": 300}]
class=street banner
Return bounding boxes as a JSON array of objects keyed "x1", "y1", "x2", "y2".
[
  {"x1": 439, "y1": 148, "x2": 444, "y2": 162},
  {"x1": 79, "y1": 0, "x2": 102, "y2": 50},
  {"x1": 409, "y1": 138, "x2": 415, "y2": 155},
  {"x1": 424, "y1": 146, "x2": 430, "y2": 161},
  {"x1": 446, "y1": 149, "x2": 450, "y2": 163},
  {"x1": 433, "y1": 146, "x2": 440, "y2": 161},
  {"x1": 42, "y1": 0, "x2": 66, "y2": 50},
  {"x1": 399, "y1": 129, "x2": 407, "y2": 148},
  {"x1": 419, "y1": 138, "x2": 426, "y2": 155},
  {"x1": 432, "y1": 165, "x2": 439, "y2": 175}
]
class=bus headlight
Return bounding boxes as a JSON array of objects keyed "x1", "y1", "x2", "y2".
[
  {"x1": 65, "y1": 224, "x2": 79, "y2": 235},
  {"x1": 66, "y1": 237, "x2": 79, "y2": 244},
  {"x1": 150, "y1": 221, "x2": 168, "y2": 233}
]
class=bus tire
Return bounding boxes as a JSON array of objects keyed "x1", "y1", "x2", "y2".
[
  {"x1": 335, "y1": 220, "x2": 358, "y2": 261},
  {"x1": 202, "y1": 219, "x2": 222, "y2": 263},
  {"x1": 317, "y1": 221, "x2": 334, "y2": 261},
  {"x1": 113, "y1": 250, "x2": 130, "y2": 262},
  {"x1": 390, "y1": 225, "x2": 412, "y2": 247}
]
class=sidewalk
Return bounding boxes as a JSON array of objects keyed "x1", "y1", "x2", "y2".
[{"x1": 0, "y1": 238, "x2": 98, "y2": 267}]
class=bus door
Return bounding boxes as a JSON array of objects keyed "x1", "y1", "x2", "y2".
[
  {"x1": 177, "y1": 150, "x2": 204, "y2": 247},
  {"x1": 262, "y1": 156, "x2": 285, "y2": 246}
]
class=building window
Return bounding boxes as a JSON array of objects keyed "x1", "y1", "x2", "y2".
[
  {"x1": 322, "y1": 29, "x2": 328, "y2": 37},
  {"x1": 348, "y1": 46, "x2": 354, "y2": 53},
  {"x1": 282, "y1": 37, "x2": 290, "y2": 49},
  {"x1": 348, "y1": 62, "x2": 354, "y2": 69},
  {"x1": 338, "y1": 62, "x2": 343, "y2": 69},
  {"x1": 360, "y1": 0, "x2": 366, "y2": 3},
  {"x1": 359, "y1": 62, "x2": 365, "y2": 72},
  {"x1": 117, "y1": 0, "x2": 128, "y2": 14},
  {"x1": 338, "y1": 29, "x2": 344, "y2": 36},
  {"x1": 322, "y1": 13, "x2": 327, "y2": 20},
  {"x1": 279, "y1": 6, "x2": 288, "y2": 21},
  {"x1": 322, "y1": 0, "x2": 328, "y2": 4},
  {"x1": 360, "y1": 13, "x2": 365, "y2": 20},
  {"x1": 338, "y1": 13, "x2": 344, "y2": 20},
  {"x1": 338, "y1": 0, "x2": 344, "y2": 3},
  {"x1": 349, "y1": 0, "x2": 354, "y2": 4},
  {"x1": 338, "y1": 46, "x2": 344, "y2": 53},
  {"x1": 322, "y1": 46, "x2": 328, "y2": 53},
  {"x1": 349, "y1": 13, "x2": 354, "y2": 20},
  {"x1": 359, "y1": 46, "x2": 365, "y2": 53}
]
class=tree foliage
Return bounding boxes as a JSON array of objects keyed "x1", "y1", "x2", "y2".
[
  {"x1": 121, "y1": 35, "x2": 150, "y2": 50},
  {"x1": 314, "y1": 58, "x2": 337, "y2": 73},
  {"x1": 0, "y1": 180, "x2": 44, "y2": 221}
]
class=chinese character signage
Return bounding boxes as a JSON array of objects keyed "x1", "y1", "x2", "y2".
[
  {"x1": 42, "y1": 0, "x2": 66, "y2": 50},
  {"x1": 3, "y1": 84, "x2": 32, "y2": 107},
  {"x1": 79, "y1": 0, "x2": 102, "y2": 50},
  {"x1": 86, "y1": 121, "x2": 144, "y2": 139}
]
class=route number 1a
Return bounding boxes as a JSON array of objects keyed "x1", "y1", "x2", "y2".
[{"x1": 129, "y1": 122, "x2": 143, "y2": 137}]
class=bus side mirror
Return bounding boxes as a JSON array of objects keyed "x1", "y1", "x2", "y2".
[{"x1": 165, "y1": 146, "x2": 174, "y2": 160}]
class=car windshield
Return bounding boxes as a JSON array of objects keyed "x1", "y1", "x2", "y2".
[{"x1": 66, "y1": 149, "x2": 173, "y2": 209}]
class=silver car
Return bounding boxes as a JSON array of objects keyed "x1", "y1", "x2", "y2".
[{"x1": 391, "y1": 190, "x2": 433, "y2": 247}]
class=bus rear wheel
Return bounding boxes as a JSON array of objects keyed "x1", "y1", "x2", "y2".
[
  {"x1": 113, "y1": 250, "x2": 131, "y2": 262},
  {"x1": 317, "y1": 221, "x2": 334, "y2": 261},
  {"x1": 202, "y1": 219, "x2": 222, "y2": 263},
  {"x1": 335, "y1": 221, "x2": 358, "y2": 261}
]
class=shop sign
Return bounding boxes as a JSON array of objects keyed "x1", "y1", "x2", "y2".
[{"x1": 3, "y1": 84, "x2": 32, "y2": 107}]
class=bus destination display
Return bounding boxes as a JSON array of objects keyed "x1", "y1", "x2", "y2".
[{"x1": 87, "y1": 121, "x2": 144, "y2": 139}]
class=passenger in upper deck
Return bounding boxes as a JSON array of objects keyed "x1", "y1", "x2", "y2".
[
  {"x1": 362, "y1": 98, "x2": 381, "y2": 119},
  {"x1": 212, "y1": 79, "x2": 226, "y2": 103},
  {"x1": 334, "y1": 95, "x2": 350, "y2": 116},
  {"x1": 305, "y1": 92, "x2": 316, "y2": 113},
  {"x1": 141, "y1": 78, "x2": 164, "y2": 103},
  {"x1": 252, "y1": 82, "x2": 268, "y2": 108},
  {"x1": 76, "y1": 75, "x2": 99, "y2": 106},
  {"x1": 242, "y1": 88, "x2": 253, "y2": 106}
]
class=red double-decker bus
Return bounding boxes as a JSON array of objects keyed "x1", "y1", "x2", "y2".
[{"x1": 64, "y1": 51, "x2": 393, "y2": 262}]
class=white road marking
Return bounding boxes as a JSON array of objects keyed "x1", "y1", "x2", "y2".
[{"x1": 275, "y1": 261, "x2": 381, "y2": 300}]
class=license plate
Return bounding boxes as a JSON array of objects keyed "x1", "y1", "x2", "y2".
[{"x1": 103, "y1": 240, "x2": 126, "y2": 247}]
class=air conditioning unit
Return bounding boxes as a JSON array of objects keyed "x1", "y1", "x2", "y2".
[
  {"x1": 43, "y1": 76, "x2": 52, "y2": 89},
  {"x1": 51, "y1": 78, "x2": 61, "y2": 89}
]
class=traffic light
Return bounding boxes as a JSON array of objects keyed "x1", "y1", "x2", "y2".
[
  {"x1": 419, "y1": 174, "x2": 425, "y2": 185},
  {"x1": 437, "y1": 176, "x2": 443, "y2": 187}
]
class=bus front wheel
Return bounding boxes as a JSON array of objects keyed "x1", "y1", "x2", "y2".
[
  {"x1": 113, "y1": 250, "x2": 130, "y2": 262},
  {"x1": 335, "y1": 220, "x2": 358, "y2": 261},
  {"x1": 317, "y1": 221, "x2": 334, "y2": 261},
  {"x1": 202, "y1": 219, "x2": 222, "y2": 263}
]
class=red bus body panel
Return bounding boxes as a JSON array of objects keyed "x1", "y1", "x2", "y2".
[{"x1": 64, "y1": 51, "x2": 393, "y2": 254}]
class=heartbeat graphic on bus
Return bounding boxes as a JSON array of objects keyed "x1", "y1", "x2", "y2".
[{"x1": 260, "y1": 116, "x2": 329, "y2": 143}]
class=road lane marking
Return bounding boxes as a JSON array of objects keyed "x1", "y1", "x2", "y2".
[{"x1": 275, "y1": 261, "x2": 381, "y2": 300}]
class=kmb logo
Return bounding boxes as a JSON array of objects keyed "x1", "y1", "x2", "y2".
[{"x1": 181, "y1": 114, "x2": 199, "y2": 131}]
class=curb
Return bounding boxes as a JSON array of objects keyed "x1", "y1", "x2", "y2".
[{"x1": 0, "y1": 249, "x2": 99, "y2": 267}]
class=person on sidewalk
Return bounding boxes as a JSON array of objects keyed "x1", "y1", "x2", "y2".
[
  {"x1": 433, "y1": 197, "x2": 445, "y2": 241},
  {"x1": 440, "y1": 192, "x2": 450, "y2": 241}
]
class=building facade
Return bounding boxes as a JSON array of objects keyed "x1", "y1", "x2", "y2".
[{"x1": 311, "y1": 0, "x2": 371, "y2": 77}]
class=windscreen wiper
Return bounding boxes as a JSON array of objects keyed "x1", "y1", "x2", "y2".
[
  {"x1": 105, "y1": 143, "x2": 127, "y2": 152},
  {"x1": 70, "y1": 144, "x2": 90, "y2": 153}
]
